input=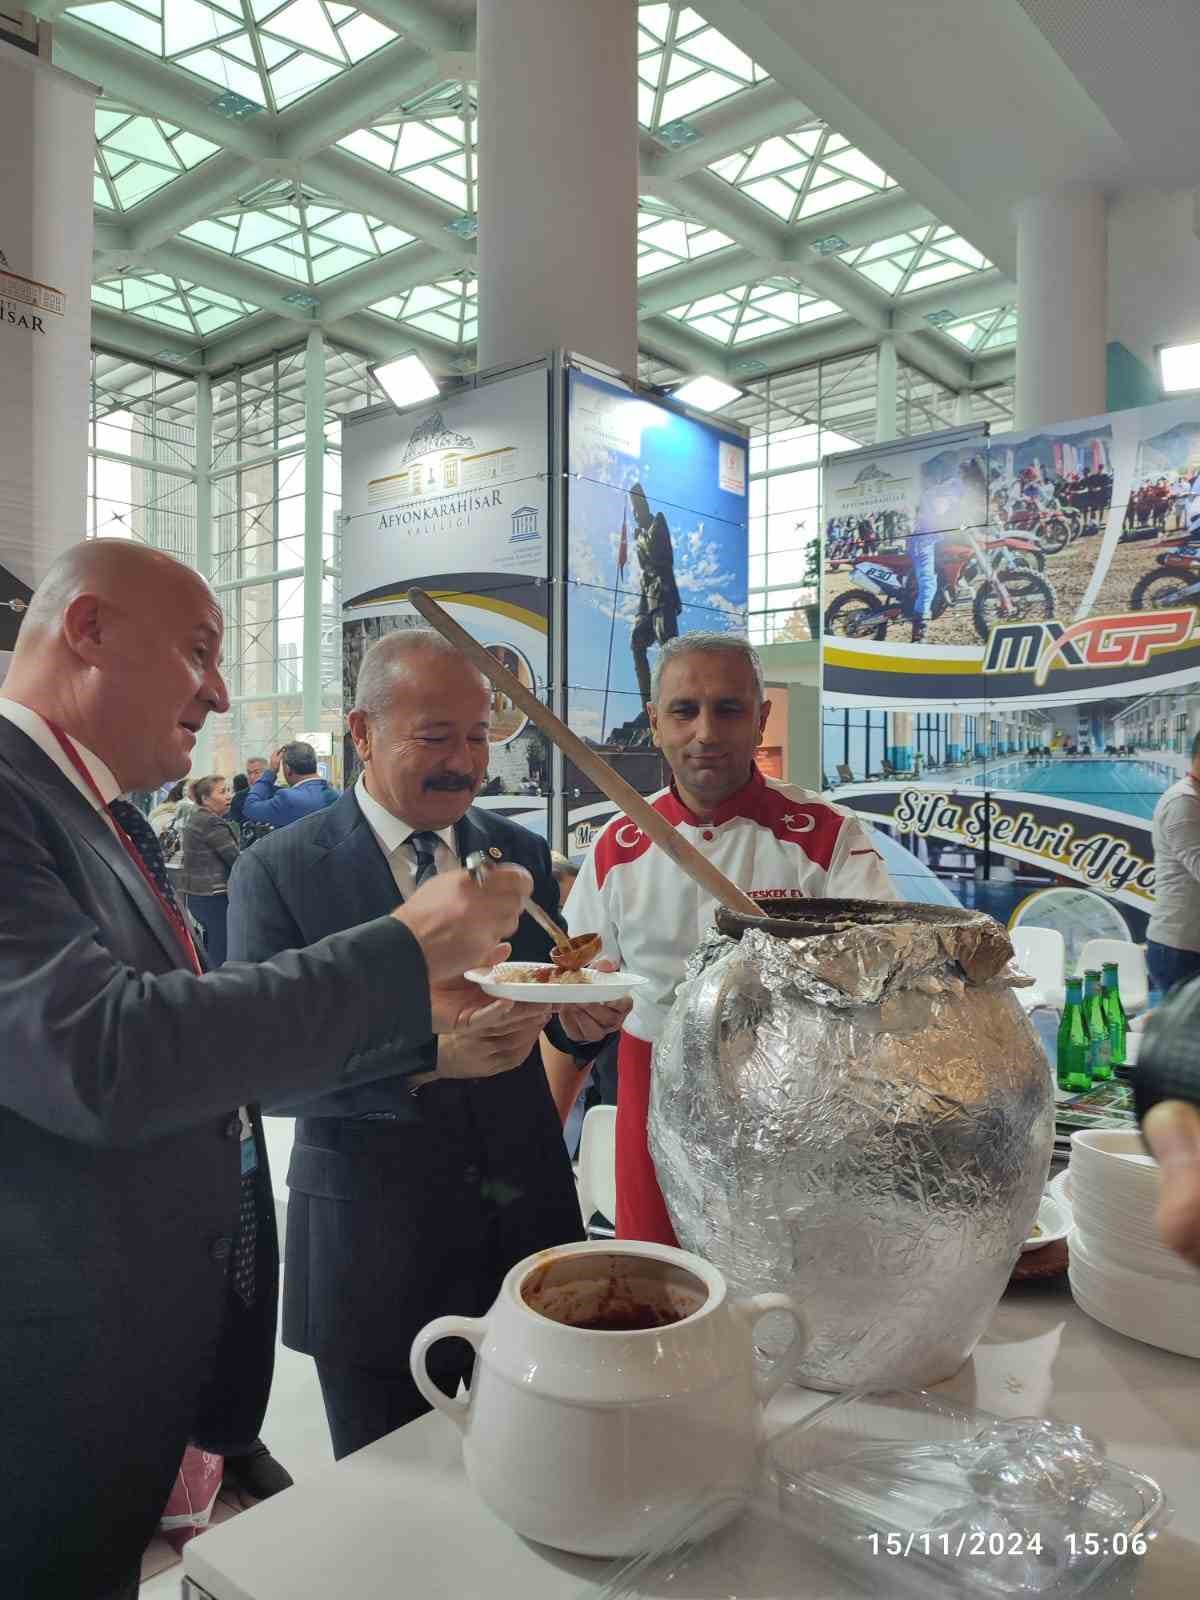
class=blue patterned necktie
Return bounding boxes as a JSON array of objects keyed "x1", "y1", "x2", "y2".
[
  {"x1": 109, "y1": 799, "x2": 181, "y2": 912},
  {"x1": 407, "y1": 830, "x2": 442, "y2": 888},
  {"x1": 112, "y1": 798, "x2": 257, "y2": 1304}
]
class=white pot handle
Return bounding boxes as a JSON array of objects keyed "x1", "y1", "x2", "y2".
[
  {"x1": 734, "y1": 1292, "x2": 807, "y2": 1404},
  {"x1": 409, "y1": 1315, "x2": 488, "y2": 1433}
]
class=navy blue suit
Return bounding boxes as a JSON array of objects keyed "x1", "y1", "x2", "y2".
[{"x1": 227, "y1": 789, "x2": 585, "y2": 1454}]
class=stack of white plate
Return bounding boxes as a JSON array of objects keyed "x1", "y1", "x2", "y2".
[{"x1": 1067, "y1": 1128, "x2": 1200, "y2": 1359}]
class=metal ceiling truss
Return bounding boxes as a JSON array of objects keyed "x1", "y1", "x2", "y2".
[{"x1": 59, "y1": 3, "x2": 1014, "y2": 396}]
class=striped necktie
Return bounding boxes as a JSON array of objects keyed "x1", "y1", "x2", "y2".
[{"x1": 407, "y1": 830, "x2": 442, "y2": 889}]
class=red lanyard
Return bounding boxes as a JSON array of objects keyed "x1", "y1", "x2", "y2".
[{"x1": 44, "y1": 721, "x2": 202, "y2": 976}]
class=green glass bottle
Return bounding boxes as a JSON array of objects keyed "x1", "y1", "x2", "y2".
[
  {"x1": 1100, "y1": 961, "x2": 1128, "y2": 1069},
  {"x1": 1057, "y1": 976, "x2": 1091, "y2": 1093},
  {"x1": 1083, "y1": 969, "x2": 1113, "y2": 1081}
]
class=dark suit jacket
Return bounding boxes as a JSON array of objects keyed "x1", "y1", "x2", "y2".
[
  {"x1": 227, "y1": 789, "x2": 585, "y2": 1368},
  {"x1": 0, "y1": 721, "x2": 435, "y2": 1599}
]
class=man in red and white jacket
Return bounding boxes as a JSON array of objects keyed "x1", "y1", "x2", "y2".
[{"x1": 566, "y1": 632, "x2": 896, "y2": 1245}]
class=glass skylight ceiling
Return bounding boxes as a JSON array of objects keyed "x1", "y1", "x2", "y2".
[
  {"x1": 637, "y1": 197, "x2": 733, "y2": 277},
  {"x1": 94, "y1": 101, "x2": 220, "y2": 212},
  {"x1": 369, "y1": 274, "x2": 477, "y2": 345},
  {"x1": 183, "y1": 183, "x2": 414, "y2": 284},
  {"x1": 942, "y1": 305, "x2": 1017, "y2": 353},
  {"x1": 92, "y1": 271, "x2": 259, "y2": 336},
  {"x1": 710, "y1": 122, "x2": 895, "y2": 223},
  {"x1": 666, "y1": 279, "x2": 842, "y2": 346},
  {"x1": 839, "y1": 224, "x2": 992, "y2": 296},
  {"x1": 339, "y1": 80, "x2": 478, "y2": 214},
  {"x1": 69, "y1": 0, "x2": 397, "y2": 113},
  {"x1": 638, "y1": 3, "x2": 769, "y2": 130},
  {"x1": 70, "y1": 1, "x2": 1015, "y2": 387}
]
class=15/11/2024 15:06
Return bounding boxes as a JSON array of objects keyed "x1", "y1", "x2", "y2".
[{"x1": 865, "y1": 1531, "x2": 1150, "y2": 1558}]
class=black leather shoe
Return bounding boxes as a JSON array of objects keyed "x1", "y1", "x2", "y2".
[{"x1": 222, "y1": 1439, "x2": 294, "y2": 1502}]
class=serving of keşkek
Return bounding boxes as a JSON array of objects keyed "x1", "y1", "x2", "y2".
[{"x1": 467, "y1": 958, "x2": 649, "y2": 1004}]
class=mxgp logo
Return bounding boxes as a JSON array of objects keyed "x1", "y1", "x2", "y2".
[{"x1": 984, "y1": 609, "x2": 1199, "y2": 686}]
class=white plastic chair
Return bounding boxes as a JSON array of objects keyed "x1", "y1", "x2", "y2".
[
  {"x1": 1078, "y1": 938, "x2": 1149, "y2": 1016},
  {"x1": 576, "y1": 1105, "x2": 617, "y2": 1237},
  {"x1": 1011, "y1": 925, "x2": 1067, "y2": 1011}
]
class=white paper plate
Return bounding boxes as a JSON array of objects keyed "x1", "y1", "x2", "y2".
[
  {"x1": 1069, "y1": 1228, "x2": 1200, "y2": 1359},
  {"x1": 1048, "y1": 1167, "x2": 1073, "y2": 1222},
  {"x1": 1021, "y1": 1193, "x2": 1071, "y2": 1252},
  {"x1": 465, "y1": 962, "x2": 650, "y2": 1004}
]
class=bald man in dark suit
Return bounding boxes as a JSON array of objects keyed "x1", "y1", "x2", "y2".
[{"x1": 0, "y1": 542, "x2": 530, "y2": 1600}]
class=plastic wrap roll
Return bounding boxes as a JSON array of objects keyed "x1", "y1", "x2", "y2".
[{"x1": 650, "y1": 900, "x2": 1054, "y2": 1391}]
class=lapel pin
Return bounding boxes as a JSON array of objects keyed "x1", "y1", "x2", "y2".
[{"x1": 488, "y1": 846, "x2": 503, "y2": 860}]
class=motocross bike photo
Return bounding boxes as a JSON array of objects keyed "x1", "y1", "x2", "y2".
[
  {"x1": 824, "y1": 523, "x2": 1057, "y2": 644},
  {"x1": 1130, "y1": 534, "x2": 1200, "y2": 611}
]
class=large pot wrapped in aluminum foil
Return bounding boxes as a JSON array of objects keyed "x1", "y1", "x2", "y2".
[{"x1": 650, "y1": 899, "x2": 1054, "y2": 1391}]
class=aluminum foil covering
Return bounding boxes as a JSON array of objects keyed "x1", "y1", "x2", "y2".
[{"x1": 650, "y1": 901, "x2": 1054, "y2": 1392}]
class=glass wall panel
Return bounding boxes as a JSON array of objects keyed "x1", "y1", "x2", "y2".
[{"x1": 87, "y1": 341, "x2": 377, "y2": 784}]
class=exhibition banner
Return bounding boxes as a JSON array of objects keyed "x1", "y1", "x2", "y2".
[
  {"x1": 339, "y1": 368, "x2": 552, "y2": 826},
  {"x1": 833, "y1": 781, "x2": 1159, "y2": 914},
  {"x1": 563, "y1": 368, "x2": 749, "y2": 852},
  {"x1": 0, "y1": 46, "x2": 95, "y2": 676},
  {"x1": 821, "y1": 395, "x2": 1200, "y2": 940}
]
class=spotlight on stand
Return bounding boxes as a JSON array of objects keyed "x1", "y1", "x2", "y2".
[
  {"x1": 369, "y1": 352, "x2": 440, "y2": 411},
  {"x1": 671, "y1": 375, "x2": 743, "y2": 413},
  {"x1": 1159, "y1": 341, "x2": 1200, "y2": 395}
]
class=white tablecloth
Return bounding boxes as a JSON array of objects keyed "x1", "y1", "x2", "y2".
[{"x1": 183, "y1": 1283, "x2": 1199, "y2": 1600}]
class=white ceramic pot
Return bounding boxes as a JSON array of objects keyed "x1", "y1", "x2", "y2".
[{"x1": 410, "y1": 1240, "x2": 804, "y2": 1557}]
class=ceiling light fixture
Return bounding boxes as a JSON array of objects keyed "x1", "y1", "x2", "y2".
[
  {"x1": 656, "y1": 118, "x2": 701, "y2": 150},
  {"x1": 282, "y1": 289, "x2": 321, "y2": 310},
  {"x1": 925, "y1": 309, "x2": 956, "y2": 328},
  {"x1": 446, "y1": 216, "x2": 479, "y2": 240},
  {"x1": 672, "y1": 375, "x2": 743, "y2": 412},
  {"x1": 369, "y1": 352, "x2": 440, "y2": 410},
  {"x1": 1160, "y1": 341, "x2": 1200, "y2": 394},
  {"x1": 210, "y1": 90, "x2": 263, "y2": 120},
  {"x1": 812, "y1": 234, "x2": 848, "y2": 255}
]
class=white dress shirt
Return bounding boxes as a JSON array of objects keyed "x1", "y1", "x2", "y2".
[
  {"x1": 354, "y1": 771, "x2": 458, "y2": 896},
  {"x1": 0, "y1": 698, "x2": 121, "y2": 813}
]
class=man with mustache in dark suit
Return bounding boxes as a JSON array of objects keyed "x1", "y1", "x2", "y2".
[{"x1": 229, "y1": 628, "x2": 631, "y2": 1458}]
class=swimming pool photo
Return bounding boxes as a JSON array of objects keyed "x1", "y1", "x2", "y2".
[{"x1": 965, "y1": 757, "x2": 1176, "y2": 820}]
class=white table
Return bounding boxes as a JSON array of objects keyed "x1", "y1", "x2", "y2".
[{"x1": 183, "y1": 1285, "x2": 1200, "y2": 1600}]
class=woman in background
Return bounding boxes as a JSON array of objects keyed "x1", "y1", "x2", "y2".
[
  {"x1": 149, "y1": 777, "x2": 195, "y2": 843},
  {"x1": 178, "y1": 774, "x2": 239, "y2": 966}
]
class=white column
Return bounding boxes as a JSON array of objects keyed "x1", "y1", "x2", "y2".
[
  {"x1": 1015, "y1": 186, "x2": 1107, "y2": 430},
  {"x1": 954, "y1": 390, "x2": 974, "y2": 426},
  {"x1": 875, "y1": 334, "x2": 898, "y2": 442},
  {"x1": 477, "y1": 0, "x2": 638, "y2": 375},
  {"x1": 302, "y1": 328, "x2": 325, "y2": 733},
  {"x1": 192, "y1": 373, "x2": 216, "y2": 774},
  {"x1": 0, "y1": 47, "x2": 94, "y2": 680},
  {"x1": 194, "y1": 373, "x2": 213, "y2": 582}
]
